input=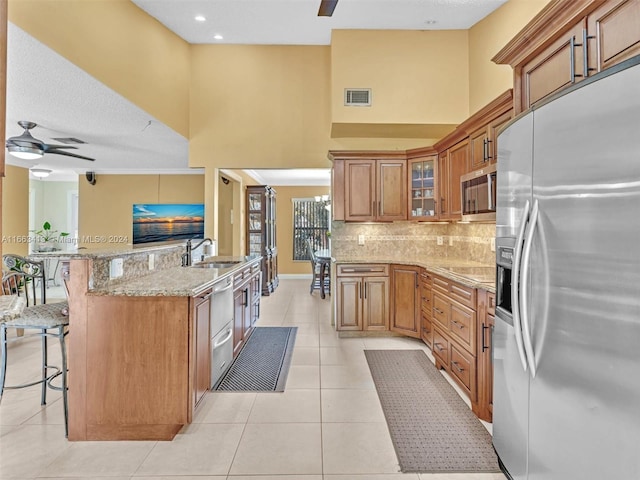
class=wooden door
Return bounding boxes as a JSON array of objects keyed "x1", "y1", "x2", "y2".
[
  {"x1": 363, "y1": 276, "x2": 389, "y2": 331},
  {"x1": 194, "y1": 294, "x2": 211, "y2": 408},
  {"x1": 336, "y1": 277, "x2": 362, "y2": 330},
  {"x1": 588, "y1": 0, "x2": 640, "y2": 73},
  {"x1": 487, "y1": 110, "x2": 513, "y2": 164},
  {"x1": 469, "y1": 126, "x2": 489, "y2": 171},
  {"x1": 447, "y1": 139, "x2": 469, "y2": 219},
  {"x1": 377, "y1": 160, "x2": 407, "y2": 220},
  {"x1": 344, "y1": 160, "x2": 376, "y2": 221},
  {"x1": 437, "y1": 152, "x2": 449, "y2": 219},
  {"x1": 520, "y1": 21, "x2": 586, "y2": 111},
  {"x1": 390, "y1": 265, "x2": 420, "y2": 338}
]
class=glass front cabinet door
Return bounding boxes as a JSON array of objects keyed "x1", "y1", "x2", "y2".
[{"x1": 408, "y1": 156, "x2": 437, "y2": 220}]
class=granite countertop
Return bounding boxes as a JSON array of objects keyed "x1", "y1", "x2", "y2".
[
  {"x1": 27, "y1": 241, "x2": 185, "y2": 260},
  {"x1": 89, "y1": 255, "x2": 261, "y2": 297},
  {"x1": 0, "y1": 295, "x2": 27, "y2": 320},
  {"x1": 335, "y1": 255, "x2": 496, "y2": 292}
]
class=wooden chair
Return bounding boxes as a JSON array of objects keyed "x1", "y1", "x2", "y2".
[
  {"x1": 0, "y1": 254, "x2": 70, "y2": 437},
  {"x1": 306, "y1": 239, "x2": 330, "y2": 297}
]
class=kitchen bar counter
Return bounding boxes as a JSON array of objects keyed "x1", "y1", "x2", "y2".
[
  {"x1": 334, "y1": 255, "x2": 495, "y2": 292},
  {"x1": 89, "y1": 256, "x2": 261, "y2": 297}
]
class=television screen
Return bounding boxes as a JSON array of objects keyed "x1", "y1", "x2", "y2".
[{"x1": 132, "y1": 203, "x2": 204, "y2": 245}]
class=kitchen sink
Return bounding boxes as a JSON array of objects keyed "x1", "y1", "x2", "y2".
[{"x1": 191, "y1": 260, "x2": 242, "y2": 269}]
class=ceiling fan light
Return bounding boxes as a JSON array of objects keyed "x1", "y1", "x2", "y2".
[
  {"x1": 7, "y1": 145, "x2": 44, "y2": 160},
  {"x1": 31, "y1": 168, "x2": 52, "y2": 178}
]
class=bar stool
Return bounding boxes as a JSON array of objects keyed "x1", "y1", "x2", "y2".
[{"x1": 0, "y1": 254, "x2": 70, "y2": 437}]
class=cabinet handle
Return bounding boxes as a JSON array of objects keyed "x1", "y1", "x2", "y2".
[
  {"x1": 482, "y1": 323, "x2": 490, "y2": 352},
  {"x1": 243, "y1": 288, "x2": 249, "y2": 307},
  {"x1": 483, "y1": 138, "x2": 488, "y2": 162},
  {"x1": 434, "y1": 343, "x2": 444, "y2": 352},
  {"x1": 378, "y1": 201, "x2": 381, "y2": 217},
  {"x1": 452, "y1": 361, "x2": 464, "y2": 373},
  {"x1": 359, "y1": 282, "x2": 362, "y2": 299},
  {"x1": 486, "y1": 139, "x2": 493, "y2": 160},
  {"x1": 582, "y1": 28, "x2": 596, "y2": 78},
  {"x1": 570, "y1": 35, "x2": 584, "y2": 84},
  {"x1": 452, "y1": 320, "x2": 464, "y2": 330},
  {"x1": 364, "y1": 282, "x2": 367, "y2": 299},
  {"x1": 434, "y1": 307, "x2": 444, "y2": 315}
]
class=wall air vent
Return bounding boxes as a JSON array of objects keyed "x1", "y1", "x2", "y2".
[{"x1": 344, "y1": 88, "x2": 371, "y2": 106}]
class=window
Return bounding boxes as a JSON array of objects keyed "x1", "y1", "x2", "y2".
[{"x1": 292, "y1": 197, "x2": 330, "y2": 261}]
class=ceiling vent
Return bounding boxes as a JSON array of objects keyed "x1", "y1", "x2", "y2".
[
  {"x1": 344, "y1": 88, "x2": 371, "y2": 106},
  {"x1": 51, "y1": 137, "x2": 86, "y2": 144}
]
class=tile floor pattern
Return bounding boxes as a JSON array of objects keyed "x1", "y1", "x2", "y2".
[{"x1": 0, "y1": 278, "x2": 506, "y2": 480}]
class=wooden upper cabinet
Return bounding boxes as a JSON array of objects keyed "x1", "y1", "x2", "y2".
[
  {"x1": 377, "y1": 160, "x2": 407, "y2": 220},
  {"x1": 494, "y1": 0, "x2": 639, "y2": 114},
  {"x1": 520, "y1": 21, "x2": 587, "y2": 111},
  {"x1": 445, "y1": 139, "x2": 469, "y2": 219},
  {"x1": 344, "y1": 159, "x2": 376, "y2": 220},
  {"x1": 487, "y1": 111, "x2": 513, "y2": 164},
  {"x1": 331, "y1": 152, "x2": 407, "y2": 222},
  {"x1": 587, "y1": 0, "x2": 640, "y2": 72},
  {"x1": 469, "y1": 126, "x2": 489, "y2": 172}
]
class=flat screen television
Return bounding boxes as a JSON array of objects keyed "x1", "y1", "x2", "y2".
[{"x1": 132, "y1": 203, "x2": 204, "y2": 245}]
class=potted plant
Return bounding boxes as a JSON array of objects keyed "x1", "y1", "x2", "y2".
[{"x1": 33, "y1": 221, "x2": 69, "y2": 252}]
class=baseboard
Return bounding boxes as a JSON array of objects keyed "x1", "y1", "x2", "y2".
[{"x1": 277, "y1": 274, "x2": 313, "y2": 279}]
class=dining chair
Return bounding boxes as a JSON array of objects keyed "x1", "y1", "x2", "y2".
[
  {"x1": 0, "y1": 254, "x2": 70, "y2": 437},
  {"x1": 306, "y1": 239, "x2": 330, "y2": 297}
]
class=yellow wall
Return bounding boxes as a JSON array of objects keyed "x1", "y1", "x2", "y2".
[
  {"x1": 9, "y1": 0, "x2": 190, "y2": 137},
  {"x1": 78, "y1": 174, "x2": 204, "y2": 248},
  {"x1": 331, "y1": 30, "x2": 470, "y2": 125},
  {"x1": 189, "y1": 45, "x2": 332, "y2": 169},
  {"x1": 1, "y1": 165, "x2": 29, "y2": 255},
  {"x1": 468, "y1": 0, "x2": 552, "y2": 113},
  {"x1": 273, "y1": 185, "x2": 331, "y2": 275}
]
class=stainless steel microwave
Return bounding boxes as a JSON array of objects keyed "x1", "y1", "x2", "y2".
[{"x1": 460, "y1": 164, "x2": 497, "y2": 222}]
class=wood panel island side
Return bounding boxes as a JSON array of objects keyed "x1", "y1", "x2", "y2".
[{"x1": 33, "y1": 245, "x2": 262, "y2": 441}]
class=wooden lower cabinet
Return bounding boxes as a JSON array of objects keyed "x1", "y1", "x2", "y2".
[
  {"x1": 390, "y1": 265, "x2": 421, "y2": 338},
  {"x1": 475, "y1": 289, "x2": 496, "y2": 422},
  {"x1": 193, "y1": 290, "x2": 212, "y2": 409},
  {"x1": 420, "y1": 270, "x2": 433, "y2": 347},
  {"x1": 336, "y1": 264, "x2": 389, "y2": 331},
  {"x1": 431, "y1": 274, "x2": 479, "y2": 404},
  {"x1": 233, "y1": 266, "x2": 257, "y2": 357}
]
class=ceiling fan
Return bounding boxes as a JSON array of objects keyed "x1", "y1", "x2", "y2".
[
  {"x1": 318, "y1": 0, "x2": 338, "y2": 16},
  {"x1": 5, "y1": 121, "x2": 95, "y2": 161}
]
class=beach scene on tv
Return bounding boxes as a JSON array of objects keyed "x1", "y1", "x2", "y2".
[{"x1": 132, "y1": 203, "x2": 204, "y2": 245}]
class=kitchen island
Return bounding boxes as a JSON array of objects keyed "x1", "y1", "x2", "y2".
[{"x1": 31, "y1": 244, "x2": 262, "y2": 441}]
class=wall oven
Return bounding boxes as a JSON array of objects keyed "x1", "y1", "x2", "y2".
[{"x1": 461, "y1": 164, "x2": 497, "y2": 221}]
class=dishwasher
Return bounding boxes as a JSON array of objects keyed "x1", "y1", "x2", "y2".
[{"x1": 210, "y1": 276, "x2": 234, "y2": 388}]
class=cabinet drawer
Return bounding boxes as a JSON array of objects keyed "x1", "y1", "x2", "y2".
[
  {"x1": 449, "y1": 300, "x2": 476, "y2": 355},
  {"x1": 421, "y1": 288, "x2": 432, "y2": 318},
  {"x1": 420, "y1": 270, "x2": 433, "y2": 287},
  {"x1": 432, "y1": 275, "x2": 449, "y2": 293},
  {"x1": 337, "y1": 264, "x2": 389, "y2": 277},
  {"x1": 251, "y1": 263, "x2": 261, "y2": 274},
  {"x1": 421, "y1": 315, "x2": 432, "y2": 347},
  {"x1": 450, "y1": 341, "x2": 476, "y2": 400},
  {"x1": 449, "y1": 282, "x2": 476, "y2": 309},
  {"x1": 432, "y1": 293, "x2": 450, "y2": 330},
  {"x1": 432, "y1": 326, "x2": 449, "y2": 366}
]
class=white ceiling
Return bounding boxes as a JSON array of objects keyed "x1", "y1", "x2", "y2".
[
  {"x1": 5, "y1": 0, "x2": 507, "y2": 184},
  {"x1": 131, "y1": 0, "x2": 507, "y2": 45}
]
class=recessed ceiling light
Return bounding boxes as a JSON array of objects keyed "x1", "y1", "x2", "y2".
[
  {"x1": 214, "y1": 34, "x2": 223, "y2": 40},
  {"x1": 195, "y1": 15, "x2": 206, "y2": 22}
]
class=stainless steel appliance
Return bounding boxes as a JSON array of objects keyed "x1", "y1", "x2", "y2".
[
  {"x1": 461, "y1": 164, "x2": 496, "y2": 221},
  {"x1": 493, "y1": 56, "x2": 640, "y2": 480},
  {"x1": 210, "y1": 276, "x2": 234, "y2": 388}
]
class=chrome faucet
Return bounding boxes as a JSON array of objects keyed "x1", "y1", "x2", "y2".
[{"x1": 182, "y1": 238, "x2": 213, "y2": 266}]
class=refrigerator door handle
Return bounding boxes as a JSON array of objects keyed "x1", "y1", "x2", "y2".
[
  {"x1": 521, "y1": 199, "x2": 540, "y2": 377},
  {"x1": 512, "y1": 199, "x2": 531, "y2": 372}
]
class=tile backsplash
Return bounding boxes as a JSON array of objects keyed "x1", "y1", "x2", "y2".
[{"x1": 331, "y1": 221, "x2": 496, "y2": 265}]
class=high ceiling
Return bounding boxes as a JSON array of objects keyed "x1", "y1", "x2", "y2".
[
  {"x1": 131, "y1": 0, "x2": 507, "y2": 45},
  {"x1": 5, "y1": 0, "x2": 508, "y2": 184}
]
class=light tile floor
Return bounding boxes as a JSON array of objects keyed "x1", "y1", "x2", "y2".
[{"x1": 0, "y1": 278, "x2": 506, "y2": 480}]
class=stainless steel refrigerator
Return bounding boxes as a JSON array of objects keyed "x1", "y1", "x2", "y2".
[{"x1": 493, "y1": 55, "x2": 640, "y2": 480}]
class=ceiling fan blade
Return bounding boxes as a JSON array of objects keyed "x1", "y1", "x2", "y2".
[
  {"x1": 46, "y1": 148, "x2": 95, "y2": 161},
  {"x1": 318, "y1": 0, "x2": 338, "y2": 16}
]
